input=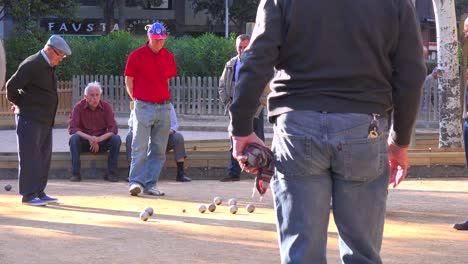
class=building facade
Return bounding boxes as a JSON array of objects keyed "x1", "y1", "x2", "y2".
[{"x1": 1, "y1": 0, "x2": 227, "y2": 38}]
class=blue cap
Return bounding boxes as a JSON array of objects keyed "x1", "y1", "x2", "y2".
[{"x1": 146, "y1": 22, "x2": 167, "y2": 40}]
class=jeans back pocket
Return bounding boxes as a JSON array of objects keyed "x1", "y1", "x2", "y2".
[{"x1": 333, "y1": 135, "x2": 386, "y2": 182}]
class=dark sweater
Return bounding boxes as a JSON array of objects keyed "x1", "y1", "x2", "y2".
[
  {"x1": 6, "y1": 51, "x2": 58, "y2": 126},
  {"x1": 229, "y1": 0, "x2": 427, "y2": 146}
]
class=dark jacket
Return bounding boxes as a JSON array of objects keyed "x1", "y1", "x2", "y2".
[
  {"x1": 6, "y1": 51, "x2": 58, "y2": 126},
  {"x1": 229, "y1": 0, "x2": 427, "y2": 146}
]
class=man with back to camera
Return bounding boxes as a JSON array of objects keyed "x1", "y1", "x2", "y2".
[
  {"x1": 124, "y1": 21, "x2": 177, "y2": 196},
  {"x1": 6, "y1": 35, "x2": 71, "y2": 206},
  {"x1": 68, "y1": 81, "x2": 121, "y2": 182},
  {"x1": 228, "y1": 0, "x2": 426, "y2": 263}
]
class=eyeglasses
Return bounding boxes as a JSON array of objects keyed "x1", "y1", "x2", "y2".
[{"x1": 51, "y1": 46, "x2": 66, "y2": 59}]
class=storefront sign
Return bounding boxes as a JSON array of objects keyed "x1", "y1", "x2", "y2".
[{"x1": 40, "y1": 18, "x2": 119, "y2": 35}]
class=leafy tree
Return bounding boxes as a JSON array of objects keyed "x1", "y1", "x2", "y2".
[
  {"x1": 191, "y1": 0, "x2": 259, "y2": 33},
  {"x1": 0, "y1": 0, "x2": 79, "y2": 34}
]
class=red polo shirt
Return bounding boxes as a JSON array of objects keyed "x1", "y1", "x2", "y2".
[
  {"x1": 124, "y1": 43, "x2": 177, "y2": 103},
  {"x1": 68, "y1": 99, "x2": 118, "y2": 136}
]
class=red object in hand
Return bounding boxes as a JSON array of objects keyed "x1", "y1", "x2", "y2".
[{"x1": 10, "y1": 104, "x2": 15, "y2": 112}]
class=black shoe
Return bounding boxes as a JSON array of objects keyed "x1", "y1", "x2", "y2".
[
  {"x1": 70, "y1": 173, "x2": 82, "y2": 182},
  {"x1": 453, "y1": 219, "x2": 468, "y2": 230},
  {"x1": 220, "y1": 174, "x2": 240, "y2": 182},
  {"x1": 104, "y1": 172, "x2": 119, "y2": 182},
  {"x1": 176, "y1": 175, "x2": 192, "y2": 182}
]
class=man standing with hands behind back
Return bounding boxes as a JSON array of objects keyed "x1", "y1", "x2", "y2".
[
  {"x1": 228, "y1": 0, "x2": 426, "y2": 263},
  {"x1": 6, "y1": 35, "x2": 71, "y2": 206},
  {"x1": 124, "y1": 22, "x2": 177, "y2": 197}
]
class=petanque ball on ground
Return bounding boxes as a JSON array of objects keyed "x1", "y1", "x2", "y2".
[
  {"x1": 213, "y1": 196, "x2": 222, "y2": 205},
  {"x1": 246, "y1": 204, "x2": 255, "y2": 213},
  {"x1": 145, "y1": 207, "x2": 154, "y2": 216},
  {"x1": 198, "y1": 204, "x2": 207, "y2": 213},
  {"x1": 229, "y1": 205, "x2": 238, "y2": 214},
  {"x1": 208, "y1": 203, "x2": 216, "y2": 212},
  {"x1": 4, "y1": 184, "x2": 12, "y2": 191},
  {"x1": 228, "y1": 198, "x2": 237, "y2": 206},
  {"x1": 139, "y1": 211, "x2": 150, "y2": 221}
]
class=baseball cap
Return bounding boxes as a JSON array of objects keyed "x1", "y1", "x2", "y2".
[
  {"x1": 46, "y1": 35, "x2": 72, "y2": 56},
  {"x1": 146, "y1": 22, "x2": 167, "y2": 40}
]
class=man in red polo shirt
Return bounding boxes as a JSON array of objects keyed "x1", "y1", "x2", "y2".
[
  {"x1": 124, "y1": 21, "x2": 177, "y2": 197},
  {"x1": 68, "y1": 81, "x2": 121, "y2": 182}
]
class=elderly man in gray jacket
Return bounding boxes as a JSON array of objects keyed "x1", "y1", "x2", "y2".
[{"x1": 218, "y1": 34, "x2": 268, "y2": 182}]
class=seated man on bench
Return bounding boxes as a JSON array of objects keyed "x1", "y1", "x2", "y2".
[
  {"x1": 68, "y1": 81, "x2": 122, "y2": 182},
  {"x1": 126, "y1": 102, "x2": 191, "y2": 182}
]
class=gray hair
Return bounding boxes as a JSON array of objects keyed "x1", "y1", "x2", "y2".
[
  {"x1": 84, "y1": 81, "x2": 102, "y2": 95},
  {"x1": 236, "y1": 34, "x2": 250, "y2": 42}
]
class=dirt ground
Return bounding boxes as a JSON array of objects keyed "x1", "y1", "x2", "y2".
[{"x1": 1, "y1": 178, "x2": 468, "y2": 264}]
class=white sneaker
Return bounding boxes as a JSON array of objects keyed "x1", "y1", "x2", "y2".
[
  {"x1": 129, "y1": 183, "x2": 142, "y2": 196},
  {"x1": 143, "y1": 187, "x2": 165, "y2": 196}
]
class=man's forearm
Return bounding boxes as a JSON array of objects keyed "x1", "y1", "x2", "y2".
[
  {"x1": 75, "y1": 131, "x2": 92, "y2": 141},
  {"x1": 125, "y1": 76, "x2": 134, "y2": 99},
  {"x1": 97, "y1": 132, "x2": 114, "y2": 142}
]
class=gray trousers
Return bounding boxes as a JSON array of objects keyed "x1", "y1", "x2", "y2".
[{"x1": 125, "y1": 130, "x2": 187, "y2": 164}]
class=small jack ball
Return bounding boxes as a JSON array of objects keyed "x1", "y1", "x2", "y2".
[
  {"x1": 182, "y1": 209, "x2": 186, "y2": 213},
  {"x1": 4, "y1": 184, "x2": 12, "y2": 191},
  {"x1": 145, "y1": 207, "x2": 154, "y2": 216}
]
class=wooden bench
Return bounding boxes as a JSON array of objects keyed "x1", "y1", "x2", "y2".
[
  {"x1": 1, "y1": 138, "x2": 466, "y2": 180},
  {"x1": 408, "y1": 148, "x2": 466, "y2": 166}
]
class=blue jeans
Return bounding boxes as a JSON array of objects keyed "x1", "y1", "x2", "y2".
[
  {"x1": 271, "y1": 111, "x2": 389, "y2": 264},
  {"x1": 129, "y1": 100, "x2": 171, "y2": 191},
  {"x1": 69, "y1": 134, "x2": 122, "y2": 174}
]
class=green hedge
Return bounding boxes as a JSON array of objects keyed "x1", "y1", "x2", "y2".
[{"x1": 4, "y1": 31, "x2": 237, "y2": 80}]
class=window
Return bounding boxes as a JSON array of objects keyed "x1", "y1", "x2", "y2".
[{"x1": 126, "y1": 0, "x2": 172, "y2": 9}]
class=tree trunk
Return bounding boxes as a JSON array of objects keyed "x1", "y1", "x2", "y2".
[
  {"x1": 461, "y1": 16, "x2": 468, "y2": 128},
  {"x1": 117, "y1": 0, "x2": 126, "y2": 32},
  {"x1": 104, "y1": 0, "x2": 115, "y2": 35},
  {"x1": 433, "y1": 0, "x2": 462, "y2": 148}
]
